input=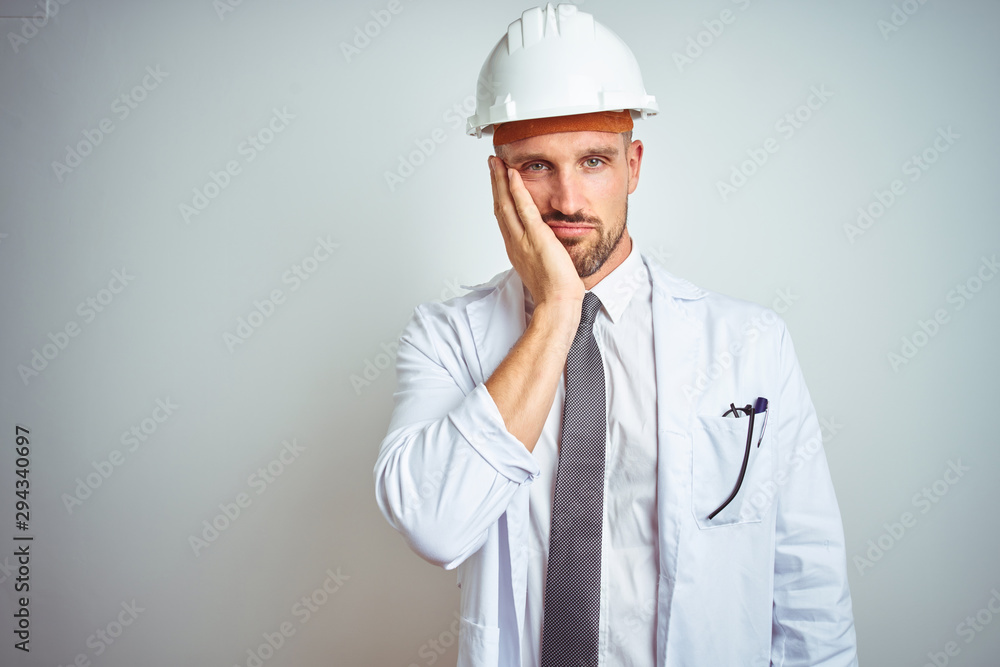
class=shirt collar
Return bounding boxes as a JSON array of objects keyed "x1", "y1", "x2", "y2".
[{"x1": 588, "y1": 236, "x2": 646, "y2": 325}]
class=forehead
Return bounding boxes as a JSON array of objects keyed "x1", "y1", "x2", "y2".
[{"x1": 499, "y1": 130, "x2": 623, "y2": 163}]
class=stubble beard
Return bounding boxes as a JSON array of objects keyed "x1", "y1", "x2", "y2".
[{"x1": 558, "y1": 197, "x2": 629, "y2": 278}]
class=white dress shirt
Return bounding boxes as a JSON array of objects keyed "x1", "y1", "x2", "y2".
[{"x1": 519, "y1": 238, "x2": 658, "y2": 667}]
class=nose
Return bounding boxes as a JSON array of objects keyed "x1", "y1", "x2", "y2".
[{"x1": 546, "y1": 170, "x2": 587, "y2": 218}]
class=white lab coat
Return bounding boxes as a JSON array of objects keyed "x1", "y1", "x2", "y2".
[{"x1": 374, "y1": 253, "x2": 857, "y2": 667}]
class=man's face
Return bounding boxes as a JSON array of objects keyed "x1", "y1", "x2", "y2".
[{"x1": 495, "y1": 130, "x2": 643, "y2": 279}]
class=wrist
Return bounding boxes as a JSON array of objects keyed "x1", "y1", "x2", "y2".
[{"x1": 530, "y1": 300, "x2": 581, "y2": 351}]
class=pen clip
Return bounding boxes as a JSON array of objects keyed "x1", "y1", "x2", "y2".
[{"x1": 753, "y1": 397, "x2": 768, "y2": 448}]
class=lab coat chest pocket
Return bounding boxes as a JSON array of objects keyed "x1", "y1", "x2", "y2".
[{"x1": 691, "y1": 413, "x2": 774, "y2": 528}]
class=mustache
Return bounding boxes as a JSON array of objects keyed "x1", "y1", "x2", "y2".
[{"x1": 543, "y1": 211, "x2": 600, "y2": 225}]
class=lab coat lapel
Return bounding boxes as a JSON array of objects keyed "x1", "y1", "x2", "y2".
[
  {"x1": 465, "y1": 267, "x2": 531, "y2": 660},
  {"x1": 643, "y1": 254, "x2": 705, "y2": 662}
]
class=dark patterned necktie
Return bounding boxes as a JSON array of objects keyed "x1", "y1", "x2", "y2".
[{"x1": 540, "y1": 291, "x2": 606, "y2": 667}]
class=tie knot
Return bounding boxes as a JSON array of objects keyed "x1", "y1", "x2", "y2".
[{"x1": 580, "y1": 291, "x2": 602, "y2": 330}]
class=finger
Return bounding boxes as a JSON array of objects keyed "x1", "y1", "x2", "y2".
[
  {"x1": 489, "y1": 157, "x2": 516, "y2": 248},
  {"x1": 491, "y1": 158, "x2": 525, "y2": 241},
  {"x1": 488, "y1": 157, "x2": 513, "y2": 249},
  {"x1": 488, "y1": 156, "x2": 500, "y2": 213},
  {"x1": 506, "y1": 167, "x2": 544, "y2": 235}
]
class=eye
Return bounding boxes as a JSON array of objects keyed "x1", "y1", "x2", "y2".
[
  {"x1": 584, "y1": 158, "x2": 604, "y2": 168},
  {"x1": 525, "y1": 162, "x2": 547, "y2": 171}
]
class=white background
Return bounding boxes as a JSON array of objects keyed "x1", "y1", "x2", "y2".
[{"x1": 1, "y1": 0, "x2": 998, "y2": 665}]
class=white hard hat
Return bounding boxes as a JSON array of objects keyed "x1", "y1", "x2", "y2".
[{"x1": 467, "y1": 3, "x2": 658, "y2": 139}]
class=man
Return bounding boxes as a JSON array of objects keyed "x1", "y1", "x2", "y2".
[{"x1": 374, "y1": 4, "x2": 857, "y2": 666}]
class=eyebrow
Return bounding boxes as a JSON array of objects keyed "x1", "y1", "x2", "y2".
[{"x1": 506, "y1": 145, "x2": 621, "y2": 165}]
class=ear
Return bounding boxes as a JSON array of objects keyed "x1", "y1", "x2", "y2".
[{"x1": 626, "y1": 139, "x2": 644, "y2": 194}]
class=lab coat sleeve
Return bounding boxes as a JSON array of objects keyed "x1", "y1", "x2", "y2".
[
  {"x1": 770, "y1": 322, "x2": 858, "y2": 666},
  {"x1": 373, "y1": 305, "x2": 541, "y2": 570}
]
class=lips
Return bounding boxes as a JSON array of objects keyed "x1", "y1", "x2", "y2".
[{"x1": 548, "y1": 224, "x2": 595, "y2": 238}]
